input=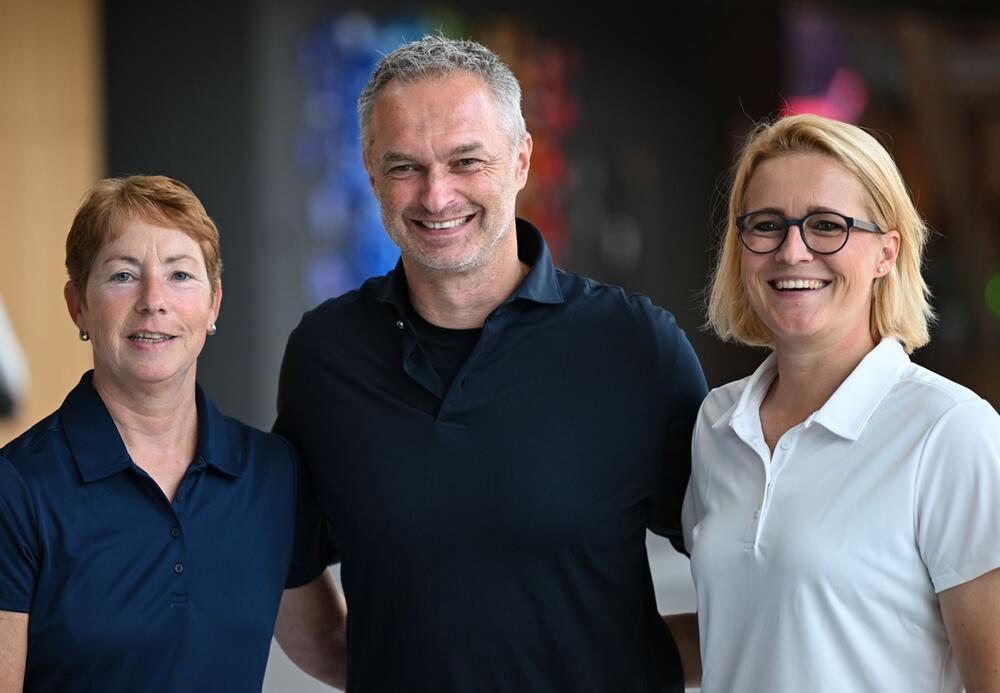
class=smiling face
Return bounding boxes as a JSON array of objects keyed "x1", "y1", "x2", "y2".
[
  {"x1": 740, "y1": 152, "x2": 899, "y2": 353},
  {"x1": 65, "y1": 218, "x2": 221, "y2": 393},
  {"x1": 363, "y1": 70, "x2": 531, "y2": 275}
]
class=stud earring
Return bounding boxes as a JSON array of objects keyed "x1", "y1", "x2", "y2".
[
  {"x1": 79, "y1": 329, "x2": 90, "y2": 341},
  {"x1": 207, "y1": 323, "x2": 217, "y2": 336}
]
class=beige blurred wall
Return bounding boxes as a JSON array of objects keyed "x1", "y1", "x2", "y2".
[{"x1": 0, "y1": 0, "x2": 100, "y2": 445}]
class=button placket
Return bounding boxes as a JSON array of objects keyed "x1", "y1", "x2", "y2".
[
  {"x1": 751, "y1": 429, "x2": 801, "y2": 550},
  {"x1": 168, "y1": 471, "x2": 200, "y2": 605}
]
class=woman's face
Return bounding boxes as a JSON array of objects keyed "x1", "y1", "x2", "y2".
[
  {"x1": 65, "y1": 219, "x2": 221, "y2": 393},
  {"x1": 740, "y1": 152, "x2": 899, "y2": 353}
]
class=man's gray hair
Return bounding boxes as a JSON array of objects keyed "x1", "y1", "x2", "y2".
[{"x1": 358, "y1": 35, "x2": 527, "y2": 156}]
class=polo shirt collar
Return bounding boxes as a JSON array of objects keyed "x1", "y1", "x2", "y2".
[
  {"x1": 716, "y1": 338, "x2": 910, "y2": 442},
  {"x1": 716, "y1": 350, "x2": 778, "y2": 434},
  {"x1": 505, "y1": 218, "x2": 564, "y2": 305},
  {"x1": 372, "y1": 217, "x2": 564, "y2": 311},
  {"x1": 810, "y1": 337, "x2": 909, "y2": 440},
  {"x1": 192, "y1": 380, "x2": 243, "y2": 477},
  {"x1": 62, "y1": 371, "x2": 242, "y2": 483}
]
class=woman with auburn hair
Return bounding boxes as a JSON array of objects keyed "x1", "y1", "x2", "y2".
[
  {"x1": 0, "y1": 176, "x2": 321, "y2": 692},
  {"x1": 683, "y1": 114, "x2": 1000, "y2": 692}
]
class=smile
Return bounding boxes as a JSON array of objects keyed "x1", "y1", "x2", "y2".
[
  {"x1": 418, "y1": 215, "x2": 471, "y2": 230},
  {"x1": 128, "y1": 332, "x2": 175, "y2": 343},
  {"x1": 770, "y1": 279, "x2": 830, "y2": 291}
]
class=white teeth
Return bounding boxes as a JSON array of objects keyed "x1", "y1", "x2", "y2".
[
  {"x1": 130, "y1": 332, "x2": 171, "y2": 342},
  {"x1": 421, "y1": 216, "x2": 468, "y2": 230},
  {"x1": 773, "y1": 279, "x2": 828, "y2": 290}
]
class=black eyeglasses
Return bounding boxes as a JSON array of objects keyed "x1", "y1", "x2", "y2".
[{"x1": 736, "y1": 210, "x2": 885, "y2": 255}]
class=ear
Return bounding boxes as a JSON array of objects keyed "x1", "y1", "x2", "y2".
[
  {"x1": 876, "y1": 229, "x2": 901, "y2": 278},
  {"x1": 64, "y1": 281, "x2": 86, "y2": 333},
  {"x1": 514, "y1": 132, "x2": 533, "y2": 192},
  {"x1": 209, "y1": 280, "x2": 222, "y2": 326}
]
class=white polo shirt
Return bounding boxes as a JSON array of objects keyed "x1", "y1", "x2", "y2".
[{"x1": 683, "y1": 338, "x2": 1000, "y2": 693}]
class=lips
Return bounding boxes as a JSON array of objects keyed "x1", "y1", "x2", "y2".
[
  {"x1": 128, "y1": 331, "x2": 175, "y2": 344},
  {"x1": 416, "y1": 214, "x2": 472, "y2": 230}
]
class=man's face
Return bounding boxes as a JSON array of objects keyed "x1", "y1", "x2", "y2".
[{"x1": 363, "y1": 71, "x2": 531, "y2": 274}]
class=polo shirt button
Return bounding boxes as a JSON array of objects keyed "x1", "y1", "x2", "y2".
[
  {"x1": 175, "y1": 493, "x2": 184, "y2": 503},
  {"x1": 395, "y1": 320, "x2": 404, "y2": 330},
  {"x1": 780, "y1": 441, "x2": 791, "y2": 450},
  {"x1": 170, "y1": 527, "x2": 181, "y2": 538},
  {"x1": 753, "y1": 508, "x2": 760, "y2": 520},
  {"x1": 173, "y1": 562, "x2": 184, "y2": 574}
]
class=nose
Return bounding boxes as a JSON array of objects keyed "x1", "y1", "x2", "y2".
[
  {"x1": 419, "y1": 168, "x2": 456, "y2": 215},
  {"x1": 774, "y1": 223, "x2": 814, "y2": 264},
  {"x1": 136, "y1": 275, "x2": 167, "y2": 313}
]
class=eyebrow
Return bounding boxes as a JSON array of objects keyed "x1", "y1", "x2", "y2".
[
  {"x1": 380, "y1": 142, "x2": 487, "y2": 165},
  {"x1": 744, "y1": 206, "x2": 842, "y2": 216},
  {"x1": 101, "y1": 254, "x2": 199, "y2": 266}
]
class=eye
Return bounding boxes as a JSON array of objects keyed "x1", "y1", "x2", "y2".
[
  {"x1": 454, "y1": 158, "x2": 484, "y2": 171},
  {"x1": 806, "y1": 215, "x2": 848, "y2": 236},
  {"x1": 388, "y1": 164, "x2": 416, "y2": 175},
  {"x1": 741, "y1": 213, "x2": 785, "y2": 236},
  {"x1": 172, "y1": 271, "x2": 192, "y2": 281},
  {"x1": 112, "y1": 271, "x2": 133, "y2": 282}
]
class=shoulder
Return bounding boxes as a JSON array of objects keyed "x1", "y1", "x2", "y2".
[
  {"x1": 220, "y1": 413, "x2": 296, "y2": 468},
  {"x1": 892, "y1": 362, "x2": 1000, "y2": 435},
  {"x1": 698, "y1": 374, "x2": 755, "y2": 427},
  {"x1": 555, "y1": 268, "x2": 682, "y2": 334},
  {"x1": 290, "y1": 289, "x2": 364, "y2": 342},
  {"x1": 883, "y1": 364, "x2": 1000, "y2": 483},
  {"x1": 0, "y1": 409, "x2": 70, "y2": 483},
  {"x1": 284, "y1": 275, "x2": 396, "y2": 357}
]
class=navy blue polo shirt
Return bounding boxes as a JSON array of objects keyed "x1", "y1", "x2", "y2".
[
  {"x1": 275, "y1": 219, "x2": 708, "y2": 693},
  {"x1": 0, "y1": 372, "x2": 304, "y2": 693}
]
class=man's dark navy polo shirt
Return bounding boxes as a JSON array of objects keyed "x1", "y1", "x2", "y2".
[
  {"x1": 0, "y1": 372, "x2": 301, "y2": 692},
  {"x1": 276, "y1": 219, "x2": 708, "y2": 693}
]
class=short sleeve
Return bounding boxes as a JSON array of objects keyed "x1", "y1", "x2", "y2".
[
  {"x1": 272, "y1": 325, "x2": 339, "y2": 588},
  {"x1": 284, "y1": 445, "x2": 339, "y2": 589},
  {"x1": 0, "y1": 456, "x2": 39, "y2": 612},
  {"x1": 646, "y1": 306, "x2": 708, "y2": 550},
  {"x1": 914, "y1": 399, "x2": 1000, "y2": 593}
]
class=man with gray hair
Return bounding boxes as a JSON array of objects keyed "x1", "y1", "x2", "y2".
[{"x1": 274, "y1": 35, "x2": 706, "y2": 692}]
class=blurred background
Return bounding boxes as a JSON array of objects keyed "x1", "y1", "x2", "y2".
[{"x1": 1, "y1": 1, "x2": 998, "y2": 690}]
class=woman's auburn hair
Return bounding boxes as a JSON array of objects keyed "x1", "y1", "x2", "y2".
[{"x1": 66, "y1": 175, "x2": 222, "y2": 301}]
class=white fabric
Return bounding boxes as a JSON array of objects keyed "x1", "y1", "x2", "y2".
[{"x1": 683, "y1": 338, "x2": 1000, "y2": 693}]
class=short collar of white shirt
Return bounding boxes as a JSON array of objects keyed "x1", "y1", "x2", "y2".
[{"x1": 718, "y1": 337, "x2": 910, "y2": 441}]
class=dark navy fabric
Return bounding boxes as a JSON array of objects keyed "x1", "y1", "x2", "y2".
[
  {"x1": 276, "y1": 219, "x2": 708, "y2": 693},
  {"x1": 0, "y1": 372, "x2": 300, "y2": 692}
]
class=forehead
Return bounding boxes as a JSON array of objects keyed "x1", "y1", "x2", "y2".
[
  {"x1": 99, "y1": 218, "x2": 205, "y2": 262},
  {"x1": 743, "y1": 152, "x2": 868, "y2": 213},
  {"x1": 368, "y1": 71, "x2": 505, "y2": 153}
]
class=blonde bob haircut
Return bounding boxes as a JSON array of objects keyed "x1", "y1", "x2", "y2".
[
  {"x1": 706, "y1": 113, "x2": 934, "y2": 354},
  {"x1": 66, "y1": 175, "x2": 222, "y2": 303}
]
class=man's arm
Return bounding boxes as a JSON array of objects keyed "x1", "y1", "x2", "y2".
[
  {"x1": 0, "y1": 610, "x2": 27, "y2": 693},
  {"x1": 940, "y1": 567, "x2": 1000, "y2": 693},
  {"x1": 275, "y1": 571, "x2": 348, "y2": 690},
  {"x1": 662, "y1": 612, "x2": 701, "y2": 689}
]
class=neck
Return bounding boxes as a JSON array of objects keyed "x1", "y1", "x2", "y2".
[
  {"x1": 404, "y1": 227, "x2": 528, "y2": 328},
  {"x1": 768, "y1": 327, "x2": 878, "y2": 415},
  {"x1": 92, "y1": 367, "x2": 199, "y2": 457}
]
